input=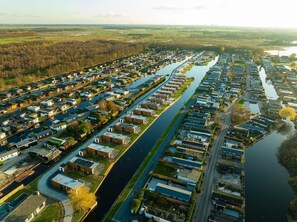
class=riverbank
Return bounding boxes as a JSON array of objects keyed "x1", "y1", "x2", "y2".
[{"x1": 277, "y1": 129, "x2": 297, "y2": 220}]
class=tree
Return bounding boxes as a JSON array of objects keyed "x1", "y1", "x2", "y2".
[
  {"x1": 98, "y1": 100, "x2": 108, "y2": 111},
  {"x1": 279, "y1": 107, "x2": 296, "y2": 120},
  {"x1": 68, "y1": 185, "x2": 96, "y2": 212},
  {"x1": 220, "y1": 47, "x2": 225, "y2": 53},
  {"x1": 107, "y1": 101, "x2": 119, "y2": 114},
  {"x1": 131, "y1": 199, "x2": 141, "y2": 214},
  {"x1": 0, "y1": 160, "x2": 3, "y2": 166},
  {"x1": 290, "y1": 53, "x2": 297, "y2": 61}
]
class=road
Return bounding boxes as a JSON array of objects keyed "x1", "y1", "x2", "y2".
[
  {"x1": 37, "y1": 56, "x2": 192, "y2": 222},
  {"x1": 193, "y1": 66, "x2": 251, "y2": 222}
]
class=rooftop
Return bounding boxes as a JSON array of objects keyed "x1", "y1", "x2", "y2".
[
  {"x1": 87, "y1": 143, "x2": 114, "y2": 153},
  {"x1": 51, "y1": 173, "x2": 84, "y2": 190},
  {"x1": 69, "y1": 156, "x2": 99, "y2": 169},
  {"x1": 4, "y1": 193, "x2": 46, "y2": 222},
  {"x1": 103, "y1": 132, "x2": 128, "y2": 140},
  {"x1": 126, "y1": 114, "x2": 147, "y2": 120}
]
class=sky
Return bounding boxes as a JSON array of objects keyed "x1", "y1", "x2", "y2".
[{"x1": 0, "y1": 0, "x2": 297, "y2": 28}]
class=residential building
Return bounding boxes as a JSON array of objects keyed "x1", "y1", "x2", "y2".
[
  {"x1": 68, "y1": 157, "x2": 99, "y2": 174},
  {"x1": 102, "y1": 132, "x2": 130, "y2": 145},
  {"x1": 51, "y1": 173, "x2": 84, "y2": 192},
  {"x1": 0, "y1": 150, "x2": 20, "y2": 162},
  {"x1": 155, "y1": 183, "x2": 192, "y2": 202},
  {"x1": 85, "y1": 143, "x2": 114, "y2": 158},
  {"x1": 3, "y1": 193, "x2": 46, "y2": 222}
]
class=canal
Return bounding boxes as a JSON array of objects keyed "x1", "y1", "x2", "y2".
[
  {"x1": 85, "y1": 57, "x2": 218, "y2": 221},
  {"x1": 0, "y1": 60, "x2": 182, "y2": 153},
  {"x1": 258, "y1": 66, "x2": 279, "y2": 100},
  {"x1": 245, "y1": 64, "x2": 295, "y2": 221}
]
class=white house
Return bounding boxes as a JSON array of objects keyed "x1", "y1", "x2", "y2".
[
  {"x1": 27, "y1": 106, "x2": 41, "y2": 112},
  {"x1": 0, "y1": 132, "x2": 6, "y2": 140},
  {"x1": 0, "y1": 150, "x2": 20, "y2": 162}
]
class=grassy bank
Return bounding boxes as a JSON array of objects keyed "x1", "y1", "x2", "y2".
[{"x1": 103, "y1": 109, "x2": 183, "y2": 221}]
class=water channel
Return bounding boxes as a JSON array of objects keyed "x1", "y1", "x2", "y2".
[
  {"x1": 85, "y1": 56, "x2": 218, "y2": 221},
  {"x1": 245, "y1": 62, "x2": 295, "y2": 221}
]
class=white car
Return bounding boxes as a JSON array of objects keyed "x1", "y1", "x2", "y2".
[{"x1": 139, "y1": 206, "x2": 147, "y2": 215}]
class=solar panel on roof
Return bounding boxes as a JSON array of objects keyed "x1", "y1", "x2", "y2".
[{"x1": 74, "y1": 158, "x2": 93, "y2": 168}]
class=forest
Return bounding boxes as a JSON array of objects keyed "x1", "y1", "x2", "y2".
[
  {"x1": 0, "y1": 38, "x2": 146, "y2": 90},
  {"x1": 0, "y1": 25, "x2": 297, "y2": 90}
]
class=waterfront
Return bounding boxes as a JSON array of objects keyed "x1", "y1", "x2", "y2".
[
  {"x1": 85, "y1": 57, "x2": 218, "y2": 221},
  {"x1": 245, "y1": 128, "x2": 295, "y2": 222},
  {"x1": 258, "y1": 66, "x2": 279, "y2": 100},
  {"x1": 265, "y1": 46, "x2": 297, "y2": 56}
]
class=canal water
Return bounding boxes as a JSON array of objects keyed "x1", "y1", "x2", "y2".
[
  {"x1": 265, "y1": 46, "x2": 297, "y2": 56},
  {"x1": 0, "y1": 61, "x2": 185, "y2": 153},
  {"x1": 245, "y1": 64, "x2": 295, "y2": 221},
  {"x1": 85, "y1": 57, "x2": 218, "y2": 221},
  {"x1": 258, "y1": 67, "x2": 279, "y2": 100},
  {"x1": 245, "y1": 127, "x2": 295, "y2": 222}
]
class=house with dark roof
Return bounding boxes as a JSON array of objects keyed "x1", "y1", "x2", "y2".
[{"x1": 3, "y1": 192, "x2": 46, "y2": 222}]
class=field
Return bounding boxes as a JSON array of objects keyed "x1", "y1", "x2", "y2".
[{"x1": 1, "y1": 25, "x2": 297, "y2": 90}]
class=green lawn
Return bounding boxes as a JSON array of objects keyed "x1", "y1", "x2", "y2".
[{"x1": 33, "y1": 202, "x2": 63, "y2": 222}]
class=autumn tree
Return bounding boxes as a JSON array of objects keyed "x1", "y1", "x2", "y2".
[
  {"x1": 68, "y1": 185, "x2": 96, "y2": 212},
  {"x1": 279, "y1": 107, "x2": 296, "y2": 120},
  {"x1": 98, "y1": 100, "x2": 108, "y2": 111},
  {"x1": 107, "y1": 101, "x2": 119, "y2": 114}
]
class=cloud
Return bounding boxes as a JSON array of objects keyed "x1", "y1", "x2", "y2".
[
  {"x1": 152, "y1": 5, "x2": 183, "y2": 11},
  {"x1": 194, "y1": 5, "x2": 210, "y2": 10},
  {"x1": 0, "y1": 12, "x2": 40, "y2": 18},
  {"x1": 95, "y1": 13, "x2": 127, "y2": 18}
]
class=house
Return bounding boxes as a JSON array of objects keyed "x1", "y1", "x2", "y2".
[
  {"x1": 48, "y1": 137, "x2": 66, "y2": 147},
  {"x1": 166, "y1": 156, "x2": 203, "y2": 170},
  {"x1": 144, "y1": 206, "x2": 185, "y2": 222},
  {"x1": 0, "y1": 150, "x2": 20, "y2": 162},
  {"x1": 0, "y1": 131, "x2": 6, "y2": 140},
  {"x1": 125, "y1": 115, "x2": 147, "y2": 124},
  {"x1": 155, "y1": 183, "x2": 192, "y2": 202},
  {"x1": 177, "y1": 169, "x2": 202, "y2": 186},
  {"x1": 40, "y1": 99, "x2": 54, "y2": 107},
  {"x1": 3, "y1": 192, "x2": 46, "y2": 222},
  {"x1": 30, "y1": 147, "x2": 61, "y2": 164},
  {"x1": 10, "y1": 138, "x2": 38, "y2": 150},
  {"x1": 102, "y1": 132, "x2": 130, "y2": 145},
  {"x1": 51, "y1": 173, "x2": 84, "y2": 192},
  {"x1": 34, "y1": 129, "x2": 53, "y2": 140},
  {"x1": 68, "y1": 157, "x2": 99, "y2": 175},
  {"x1": 141, "y1": 101, "x2": 160, "y2": 110},
  {"x1": 134, "y1": 108, "x2": 155, "y2": 116},
  {"x1": 50, "y1": 122, "x2": 67, "y2": 132},
  {"x1": 27, "y1": 106, "x2": 40, "y2": 113},
  {"x1": 84, "y1": 143, "x2": 115, "y2": 158},
  {"x1": 114, "y1": 122, "x2": 140, "y2": 134}
]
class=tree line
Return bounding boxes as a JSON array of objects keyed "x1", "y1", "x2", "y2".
[{"x1": 0, "y1": 39, "x2": 146, "y2": 89}]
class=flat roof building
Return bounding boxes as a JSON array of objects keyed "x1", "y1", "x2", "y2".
[
  {"x1": 86, "y1": 143, "x2": 114, "y2": 158},
  {"x1": 102, "y1": 132, "x2": 130, "y2": 145},
  {"x1": 134, "y1": 107, "x2": 155, "y2": 116},
  {"x1": 51, "y1": 173, "x2": 84, "y2": 192},
  {"x1": 68, "y1": 157, "x2": 99, "y2": 174},
  {"x1": 155, "y1": 183, "x2": 192, "y2": 202},
  {"x1": 125, "y1": 114, "x2": 147, "y2": 124}
]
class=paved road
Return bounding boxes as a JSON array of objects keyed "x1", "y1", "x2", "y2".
[
  {"x1": 193, "y1": 101, "x2": 235, "y2": 222},
  {"x1": 193, "y1": 65, "x2": 251, "y2": 222},
  {"x1": 37, "y1": 57, "x2": 192, "y2": 222}
]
